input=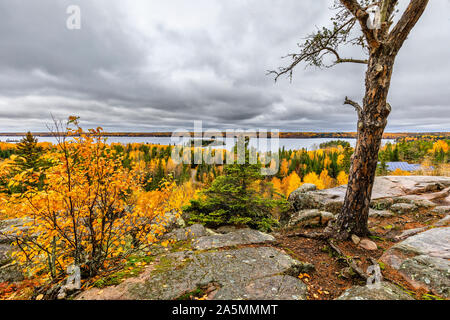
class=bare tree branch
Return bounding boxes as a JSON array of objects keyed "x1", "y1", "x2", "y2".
[
  {"x1": 388, "y1": 0, "x2": 429, "y2": 51},
  {"x1": 344, "y1": 96, "x2": 363, "y2": 119},
  {"x1": 268, "y1": 17, "x2": 368, "y2": 81}
]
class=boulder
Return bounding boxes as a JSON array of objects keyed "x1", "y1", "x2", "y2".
[
  {"x1": 290, "y1": 183, "x2": 317, "y2": 195},
  {"x1": 370, "y1": 198, "x2": 394, "y2": 210},
  {"x1": 381, "y1": 227, "x2": 450, "y2": 298},
  {"x1": 287, "y1": 187, "x2": 344, "y2": 214},
  {"x1": 281, "y1": 209, "x2": 335, "y2": 228},
  {"x1": 336, "y1": 282, "x2": 413, "y2": 300},
  {"x1": 192, "y1": 229, "x2": 275, "y2": 250}
]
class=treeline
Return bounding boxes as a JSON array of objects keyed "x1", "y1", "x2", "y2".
[
  {"x1": 379, "y1": 138, "x2": 449, "y2": 164},
  {"x1": 2, "y1": 131, "x2": 449, "y2": 139}
]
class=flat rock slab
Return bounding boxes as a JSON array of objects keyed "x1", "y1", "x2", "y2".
[
  {"x1": 192, "y1": 229, "x2": 275, "y2": 250},
  {"x1": 389, "y1": 227, "x2": 450, "y2": 259},
  {"x1": 381, "y1": 227, "x2": 450, "y2": 298},
  {"x1": 78, "y1": 247, "x2": 307, "y2": 300},
  {"x1": 214, "y1": 275, "x2": 307, "y2": 300},
  {"x1": 336, "y1": 282, "x2": 413, "y2": 300}
]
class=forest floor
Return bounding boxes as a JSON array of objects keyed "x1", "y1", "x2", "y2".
[{"x1": 274, "y1": 206, "x2": 447, "y2": 300}]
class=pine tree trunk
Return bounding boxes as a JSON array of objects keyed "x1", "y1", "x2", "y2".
[{"x1": 334, "y1": 49, "x2": 395, "y2": 238}]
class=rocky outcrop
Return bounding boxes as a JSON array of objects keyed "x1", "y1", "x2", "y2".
[
  {"x1": 336, "y1": 282, "x2": 413, "y2": 300},
  {"x1": 289, "y1": 176, "x2": 450, "y2": 212},
  {"x1": 381, "y1": 227, "x2": 450, "y2": 298},
  {"x1": 284, "y1": 176, "x2": 450, "y2": 226},
  {"x1": 287, "y1": 186, "x2": 345, "y2": 215},
  {"x1": 192, "y1": 228, "x2": 275, "y2": 250},
  {"x1": 77, "y1": 246, "x2": 308, "y2": 300},
  {"x1": 163, "y1": 224, "x2": 207, "y2": 242}
]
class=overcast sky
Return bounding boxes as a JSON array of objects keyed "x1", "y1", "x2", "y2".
[{"x1": 0, "y1": 0, "x2": 449, "y2": 133}]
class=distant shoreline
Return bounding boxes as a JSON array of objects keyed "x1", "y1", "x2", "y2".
[{"x1": 0, "y1": 132, "x2": 449, "y2": 140}]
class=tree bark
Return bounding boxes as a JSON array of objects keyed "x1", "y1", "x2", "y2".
[
  {"x1": 334, "y1": 48, "x2": 394, "y2": 238},
  {"x1": 332, "y1": 0, "x2": 429, "y2": 239}
]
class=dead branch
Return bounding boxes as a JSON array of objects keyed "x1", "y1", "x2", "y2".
[
  {"x1": 344, "y1": 96, "x2": 363, "y2": 119},
  {"x1": 268, "y1": 16, "x2": 368, "y2": 81}
]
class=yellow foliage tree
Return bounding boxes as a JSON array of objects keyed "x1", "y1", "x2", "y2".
[
  {"x1": 279, "y1": 159, "x2": 289, "y2": 178},
  {"x1": 282, "y1": 171, "x2": 302, "y2": 196},
  {"x1": 5, "y1": 118, "x2": 187, "y2": 280},
  {"x1": 303, "y1": 172, "x2": 325, "y2": 190},
  {"x1": 390, "y1": 168, "x2": 411, "y2": 176},
  {"x1": 336, "y1": 171, "x2": 349, "y2": 185},
  {"x1": 319, "y1": 169, "x2": 334, "y2": 189},
  {"x1": 271, "y1": 177, "x2": 283, "y2": 197},
  {"x1": 429, "y1": 140, "x2": 449, "y2": 154}
]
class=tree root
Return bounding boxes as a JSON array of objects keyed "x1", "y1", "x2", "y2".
[{"x1": 327, "y1": 240, "x2": 369, "y2": 281}]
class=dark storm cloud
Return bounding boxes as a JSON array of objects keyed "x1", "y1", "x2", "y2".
[{"x1": 0, "y1": 0, "x2": 448, "y2": 132}]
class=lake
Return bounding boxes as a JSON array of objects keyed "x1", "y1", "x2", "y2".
[{"x1": 0, "y1": 136, "x2": 394, "y2": 152}]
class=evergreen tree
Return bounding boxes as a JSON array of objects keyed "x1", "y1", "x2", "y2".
[
  {"x1": 9, "y1": 132, "x2": 46, "y2": 192},
  {"x1": 13, "y1": 132, "x2": 42, "y2": 171},
  {"x1": 183, "y1": 138, "x2": 287, "y2": 231}
]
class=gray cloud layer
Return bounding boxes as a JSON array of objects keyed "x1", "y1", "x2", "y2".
[{"x1": 0, "y1": 0, "x2": 449, "y2": 132}]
